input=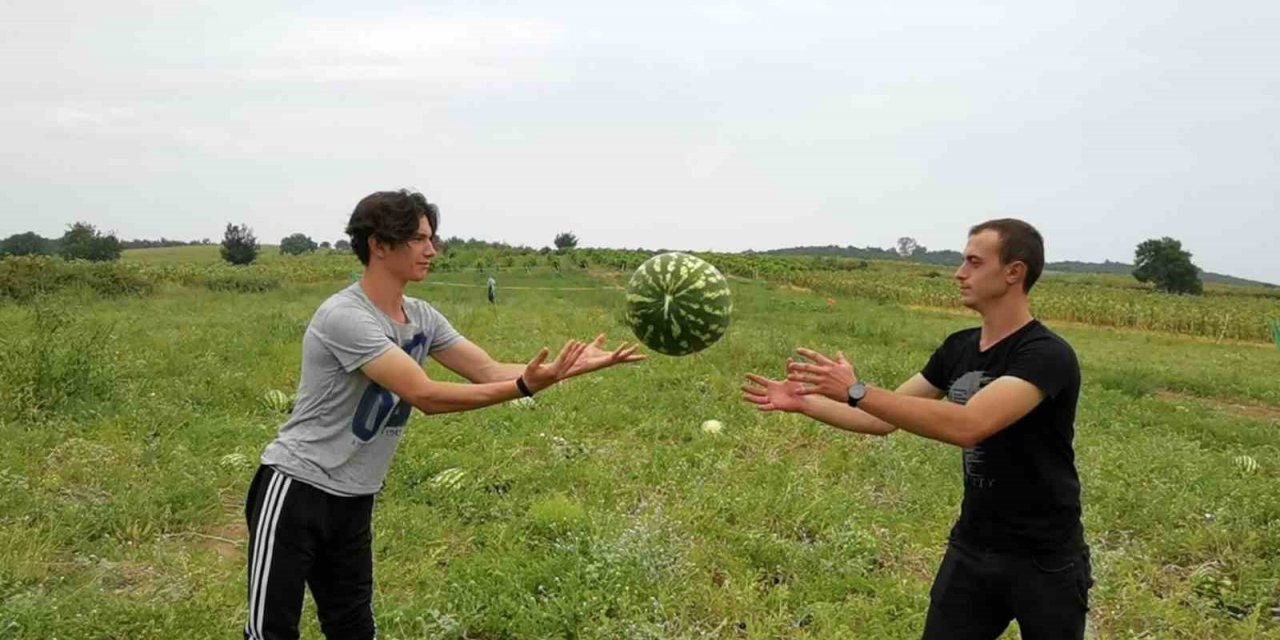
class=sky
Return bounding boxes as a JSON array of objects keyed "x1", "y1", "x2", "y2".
[{"x1": 1, "y1": 1, "x2": 1277, "y2": 283}]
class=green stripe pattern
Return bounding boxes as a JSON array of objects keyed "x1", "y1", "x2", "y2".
[{"x1": 625, "y1": 252, "x2": 732, "y2": 356}]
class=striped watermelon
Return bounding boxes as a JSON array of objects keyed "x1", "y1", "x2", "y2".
[{"x1": 625, "y1": 252, "x2": 732, "y2": 356}]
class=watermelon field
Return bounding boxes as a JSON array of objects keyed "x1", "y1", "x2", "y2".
[{"x1": 1, "y1": 247, "x2": 1278, "y2": 639}]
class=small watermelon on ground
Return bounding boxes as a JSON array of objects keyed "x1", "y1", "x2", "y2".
[
  {"x1": 261, "y1": 389, "x2": 292, "y2": 413},
  {"x1": 625, "y1": 252, "x2": 732, "y2": 356}
]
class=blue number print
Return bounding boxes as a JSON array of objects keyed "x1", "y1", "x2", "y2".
[{"x1": 351, "y1": 332, "x2": 427, "y2": 442}]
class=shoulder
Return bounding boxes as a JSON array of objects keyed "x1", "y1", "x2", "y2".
[
  {"x1": 404, "y1": 296, "x2": 450, "y2": 324},
  {"x1": 1023, "y1": 322, "x2": 1075, "y2": 352},
  {"x1": 312, "y1": 285, "x2": 378, "y2": 330},
  {"x1": 939, "y1": 327, "x2": 980, "y2": 351},
  {"x1": 1017, "y1": 322, "x2": 1078, "y2": 364}
]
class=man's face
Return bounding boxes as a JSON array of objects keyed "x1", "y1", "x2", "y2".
[
  {"x1": 954, "y1": 229, "x2": 1020, "y2": 310},
  {"x1": 380, "y1": 216, "x2": 437, "y2": 282}
]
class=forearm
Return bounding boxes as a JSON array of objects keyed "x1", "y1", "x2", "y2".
[
  {"x1": 410, "y1": 379, "x2": 525, "y2": 415},
  {"x1": 800, "y1": 395, "x2": 895, "y2": 436},
  {"x1": 857, "y1": 386, "x2": 976, "y2": 446},
  {"x1": 470, "y1": 362, "x2": 527, "y2": 383}
]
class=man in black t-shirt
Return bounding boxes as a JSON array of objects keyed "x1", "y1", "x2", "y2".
[{"x1": 743, "y1": 219, "x2": 1091, "y2": 639}]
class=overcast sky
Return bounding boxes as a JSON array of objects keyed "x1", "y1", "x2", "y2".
[{"x1": 2, "y1": 1, "x2": 1277, "y2": 282}]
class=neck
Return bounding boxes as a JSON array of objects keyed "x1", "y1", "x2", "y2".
[
  {"x1": 978, "y1": 294, "x2": 1034, "y2": 348},
  {"x1": 359, "y1": 264, "x2": 408, "y2": 319}
]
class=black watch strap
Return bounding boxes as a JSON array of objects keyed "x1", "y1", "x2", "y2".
[{"x1": 516, "y1": 376, "x2": 534, "y2": 397}]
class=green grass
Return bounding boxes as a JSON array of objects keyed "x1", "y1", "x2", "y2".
[{"x1": 0, "y1": 269, "x2": 1278, "y2": 638}]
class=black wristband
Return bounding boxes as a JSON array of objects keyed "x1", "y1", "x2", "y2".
[{"x1": 516, "y1": 376, "x2": 534, "y2": 397}]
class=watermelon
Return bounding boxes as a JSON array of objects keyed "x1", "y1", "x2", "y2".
[{"x1": 625, "y1": 252, "x2": 732, "y2": 356}]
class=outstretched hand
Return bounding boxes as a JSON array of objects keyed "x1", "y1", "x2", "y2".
[
  {"x1": 741, "y1": 364, "x2": 808, "y2": 413},
  {"x1": 522, "y1": 340, "x2": 589, "y2": 393},
  {"x1": 786, "y1": 347, "x2": 858, "y2": 403},
  {"x1": 564, "y1": 333, "x2": 647, "y2": 378}
]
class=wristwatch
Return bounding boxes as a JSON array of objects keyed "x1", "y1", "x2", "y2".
[{"x1": 846, "y1": 382, "x2": 867, "y2": 408}]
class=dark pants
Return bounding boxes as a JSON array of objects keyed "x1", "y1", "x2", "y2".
[
  {"x1": 922, "y1": 541, "x2": 1093, "y2": 640},
  {"x1": 243, "y1": 465, "x2": 376, "y2": 640}
]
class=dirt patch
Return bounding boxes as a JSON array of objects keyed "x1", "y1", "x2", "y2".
[
  {"x1": 167, "y1": 521, "x2": 246, "y2": 562},
  {"x1": 1155, "y1": 391, "x2": 1280, "y2": 422}
]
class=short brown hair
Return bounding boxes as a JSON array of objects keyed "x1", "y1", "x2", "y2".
[
  {"x1": 969, "y1": 218, "x2": 1044, "y2": 292},
  {"x1": 345, "y1": 189, "x2": 439, "y2": 265}
]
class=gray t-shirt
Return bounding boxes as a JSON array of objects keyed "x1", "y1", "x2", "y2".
[{"x1": 261, "y1": 282, "x2": 463, "y2": 495}]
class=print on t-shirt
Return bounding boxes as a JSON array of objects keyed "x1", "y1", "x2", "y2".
[{"x1": 948, "y1": 370, "x2": 997, "y2": 490}]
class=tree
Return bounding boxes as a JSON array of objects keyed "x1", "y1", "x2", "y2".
[
  {"x1": 0, "y1": 232, "x2": 54, "y2": 257},
  {"x1": 280, "y1": 233, "x2": 318, "y2": 256},
  {"x1": 1133, "y1": 237, "x2": 1202, "y2": 295},
  {"x1": 895, "y1": 236, "x2": 920, "y2": 258},
  {"x1": 334, "y1": 239, "x2": 351, "y2": 252},
  {"x1": 554, "y1": 232, "x2": 578, "y2": 251},
  {"x1": 221, "y1": 223, "x2": 259, "y2": 265},
  {"x1": 59, "y1": 222, "x2": 122, "y2": 262},
  {"x1": 319, "y1": 241, "x2": 332, "y2": 250}
]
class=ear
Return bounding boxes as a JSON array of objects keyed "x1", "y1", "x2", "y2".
[
  {"x1": 367, "y1": 236, "x2": 386, "y2": 260},
  {"x1": 1005, "y1": 261, "x2": 1026, "y2": 287}
]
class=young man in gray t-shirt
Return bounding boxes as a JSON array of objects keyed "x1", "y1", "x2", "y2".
[{"x1": 244, "y1": 189, "x2": 643, "y2": 640}]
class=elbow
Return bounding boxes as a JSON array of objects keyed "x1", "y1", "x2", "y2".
[
  {"x1": 407, "y1": 385, "x2": 447, "y2": 415},
  {"x1": 413, "y1": 401, "x2": 445, "y2": 416},
  {"x1": 952, "y1": 419, "x2": 993, "y2": 448},
  {"x1": 470, "y1": 364, "x2": 505, "y2": 384}
]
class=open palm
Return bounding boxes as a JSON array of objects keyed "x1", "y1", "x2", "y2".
[
  {"x1": 564, "y1": 333, "x2": 646, "y2": 378},
  {"x1": 741, "y1": 373, "x2": 807, "y2": 413}
]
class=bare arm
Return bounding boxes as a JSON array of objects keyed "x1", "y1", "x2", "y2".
[
  {"x1": 742, "y1": 372, "x2": 942, "y2": 436},
  {"x1": 361, "y1": 340, "x2": 585, "y2": 415},
  {"x1": 787, "y1": 347, "x2": 1047, "y2": 448},
  {"x1": 801, "y1": 374, "x2": 943, "y2": 436},
  {"x1": 431, "y1": 339, "x2": 524, "y2": 383},
  {"x1": 856, "y1": 376, "x2": 1044, "y2": 447},
  {"x1": 433, "y1": 334, "x2": 645, "y2": 384}
]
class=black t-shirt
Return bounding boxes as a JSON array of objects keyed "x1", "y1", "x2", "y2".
[{"x1": 921, "y1": 319, "x2": 1084, "y2": 553}]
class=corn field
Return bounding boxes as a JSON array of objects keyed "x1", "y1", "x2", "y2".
[{"x1": 791, "y1": 268, "x2": 1280, "y2": 343}]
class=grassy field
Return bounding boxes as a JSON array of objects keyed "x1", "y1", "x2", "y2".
[{"x1": 1, "y1": 255, "x2": 1278, "y2": 638}]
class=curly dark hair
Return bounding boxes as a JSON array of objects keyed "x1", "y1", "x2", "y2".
[{"x1": 345, "y1": 189, "x2": 440, "y2": 265}]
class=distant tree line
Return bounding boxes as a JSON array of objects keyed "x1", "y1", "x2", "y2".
[{"x1": 2, "y1": 225, "x2": 1244, "y2": 293}]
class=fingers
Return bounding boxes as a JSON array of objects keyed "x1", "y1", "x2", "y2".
[
  {"x1": 795, "y1": 347, "x2": 836, "y2": 366},
  {"x1": 612, "y1": 342, "x2": 639, "y2": 360},
  {"x1": 787, "y1": 361, "x2": 824, "y2": 375},
  {"x1": 565, "y1": 340, "x2": 588, "y2": 371},
  {"x1": 592, "y1": 333, "x2": 607, "y2": 348},
  {"x1": 787, "y1": 372, "x2": 821, "y2": 384},
  {"x1": 550, "y1": 340, "x2": 573, "y2": 366},
  {"x1": 527, "y1": 347, "x2": 550, "y2": 369},
  {"x1": 551, "y1": 340, "x2": 585, "y2": 372},
  {"x1": 837, "y1": 350, "x2": 850, "y2": 364},
  {"x1": 744, "y1": 373, "x2": 774, "y2": 387},
  {"x1": 572, "y1": 340, "x2": 589, "y2": 367}
]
